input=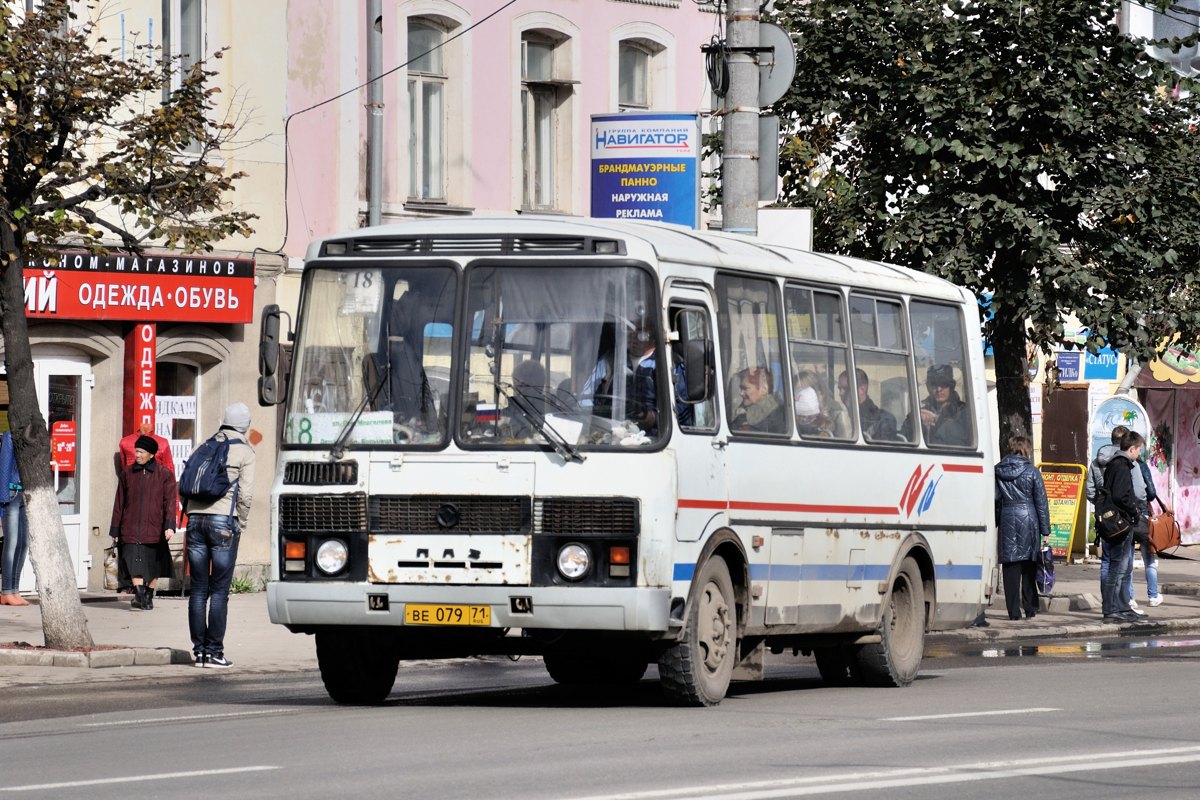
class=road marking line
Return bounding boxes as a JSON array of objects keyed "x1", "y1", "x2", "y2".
[
  {"x1": 2, "y1": 766, "x2": 280, "y2": 792},
  {"x1": 567, "y1": 745, "x2": 1200, "y2": 800},
  {"x1": 882, "y1": 706, "x2": 1060, "y2": 721},
  {"x1": 78, "y1": 709, "x2": 292, "y2": 727}
]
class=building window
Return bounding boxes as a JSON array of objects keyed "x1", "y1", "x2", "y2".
[
  {"x1": 408, "y1": 20, "x2": 447, "y2": 202},
  {"x1": 618, "y1": 42, "x2": 650, "y2": 109},
  {"x1": 162, "y1": 0, "x2": 204, "y2": 153},
  {"x1": 521, "y1": 32, "x2": 572, "y2": 210}
]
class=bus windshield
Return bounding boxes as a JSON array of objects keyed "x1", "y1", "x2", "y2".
[
  {"x1": 458, "y1": 265, "x2": 665, "y2": 450},
  {"x1": 285, "y1": 265, "x2": 457, "y2": 447}
]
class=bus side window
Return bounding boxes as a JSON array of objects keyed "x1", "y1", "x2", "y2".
[
  {"x1": 715, "y1": 275, "x2": 790, "y2": 436},
  {"x1": 848, "y1": 294, "x2": 916, "y2": 445},
  {"x1": 910, "y1": 301, "x2": 975, "y2": 448},
  {"x1": 670, "y1": 305, "x2": 717, "y2": 432},
  {"x1": 785, "y1": 285, "x2": 854, "y2": 440}
]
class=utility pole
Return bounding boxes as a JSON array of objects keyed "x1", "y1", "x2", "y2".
[
  {"x1": 722, "y1": 0, "x2": 761, "y2": 236},
  {"x1": 366, "y1": 0, "x2": 383, "y2": 227}
]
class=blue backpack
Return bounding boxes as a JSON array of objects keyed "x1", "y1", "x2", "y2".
[{"x1": 179, "y1": 435, "x2": 242, "y2": 506}]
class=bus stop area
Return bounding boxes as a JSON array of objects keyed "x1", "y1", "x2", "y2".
[{"x1": 4, "y1": 546, "x2": 1200, "y2": 688}]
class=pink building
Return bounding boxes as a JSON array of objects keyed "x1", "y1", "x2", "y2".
[{"x1": 283, "y1": 0, "x2": 719, "y2": 256}]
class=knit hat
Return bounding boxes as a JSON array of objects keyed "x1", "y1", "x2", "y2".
[
  {"x1": 794, "y1": 386, "x2": 821, "y2": 417},
  {"x1": 926, "y1": 364, "x2": 956, "y2": 388},
  {"x1": 222, "y1": 402, "x2": 251, "y2": 433},
  {"x1": 133, "y1": 434, "x2": 159, "y2": 454}
]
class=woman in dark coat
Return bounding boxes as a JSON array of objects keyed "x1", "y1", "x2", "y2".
[
  {"x1": 994, "y1": 435, "x2": 1051, "y2": 620},
  {"x1": 110, "y1": 435, "x2": 177, "y2": 610}
]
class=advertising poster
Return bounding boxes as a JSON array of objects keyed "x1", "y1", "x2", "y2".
[
  {"x1": 590, "y1": 113, "x2": 700, "y2": 228},
  {"x1": 1038, "y1": 464, "x2": 1086, "y2": 557}
]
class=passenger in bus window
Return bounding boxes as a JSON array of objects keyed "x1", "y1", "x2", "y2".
[
  {"x1": 795, "y1": 369, "x2": 848, "y2": 437},
  {"x1": 920, "y1": 364, "x2": 970, "y2": 446},
  {"x1": 838, "y1": 368, "x2": 899, "y2": 442},
  {"x1": 793, "y1": 385, "x2": 833, "y2": 437},
  {"x1": 733, "y1": 367, "x2": 786, "y2": 433}
]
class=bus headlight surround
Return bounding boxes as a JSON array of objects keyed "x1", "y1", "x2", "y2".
[
  {"x1": 315, "y1": 539, "x2": 349, "y2": 575},
  {"x1": 557, "y1": 542, "x2": 591, "y2": 581}
]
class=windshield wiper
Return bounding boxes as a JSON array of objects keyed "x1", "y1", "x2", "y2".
[
  {"x1": 501, "y1": 382, "x2": 585, "y2": 464},
  {"x1": 331, "y1": 359, "x2": 389, "y2": 460}
]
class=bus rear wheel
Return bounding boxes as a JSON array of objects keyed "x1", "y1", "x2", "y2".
[
  {"x1": 315, "y1": 629, "x2": 401, "y2": 705},
  {"x1": 658, "y1": 557, "x2": 737, "y2": 706},
  {"x1": 856, "y1": 557, "x2": 925, "y2": 687}
]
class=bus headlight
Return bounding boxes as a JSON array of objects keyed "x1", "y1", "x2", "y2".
[
  {"x1": 556, "y1": 543, "x2": 591, "y2": 581},
  {"x1": 315, "y1": 539, "x2": 349, "y2": 575}
]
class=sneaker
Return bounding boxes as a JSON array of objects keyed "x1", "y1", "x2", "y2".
[
  {"x1": 1129, "y1": 598, "x2": 1140, "y2": 609},
  {"x1": 193, "y1": 654, "x2": 207, "y2": 668},
  {"x1": 1130, "y1": 606, "x2": 1148, "y2": 617},
  {"x1": 206, "y1": 655, "x2": 233, "y2": 669},
  {"x1": 1149, "y1": 595, "x2": 1164, "y2": 607}
]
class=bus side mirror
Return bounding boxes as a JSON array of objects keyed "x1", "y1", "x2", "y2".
[
  {"x1": 258, "y1": 304, "x2": 288, "y2": 406},
  {"x1": 683, "y1": 338, "x2": 714, "y2": 402}
]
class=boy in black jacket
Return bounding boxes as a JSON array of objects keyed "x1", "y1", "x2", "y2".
[{"x1": 1101, "y1": 431, "x2": 1144, "y2": 622}]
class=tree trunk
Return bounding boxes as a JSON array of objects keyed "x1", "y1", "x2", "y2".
[
  {"x1": 991, "y1": 300, "x2": 1033, "y2": 454},
  {"x1": 1, "y1": 234, "x2": 94, "y2": 649}
]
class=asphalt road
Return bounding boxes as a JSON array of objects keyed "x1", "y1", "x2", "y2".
[{"x1": 3, "y1": 635, "x2": 1200, "y2": 799}]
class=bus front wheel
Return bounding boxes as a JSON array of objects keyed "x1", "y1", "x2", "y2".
[
  {"x1": 315, "y1": 629, "x2": 401, "y2": 705},
  {"x1": 856, "y1": 557, "x2": 925, "y2": 687},
  {"x1": 658, "y1": 557, "x2": 737, "y2": 706}
]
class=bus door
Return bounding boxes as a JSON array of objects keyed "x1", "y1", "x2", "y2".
[{"x1": 666, "y1": 290, "x2": 725, "y2": 544}]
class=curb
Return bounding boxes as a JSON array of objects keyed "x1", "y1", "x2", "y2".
[
  {"x1": 0, "y1": 647, "x2": 193, "y2": 669},
  {"x1": 929, "y1": 617, "x2": 1200, "y2": 645}
]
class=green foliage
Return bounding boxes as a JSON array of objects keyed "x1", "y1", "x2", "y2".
[
  {"x1": 0, "y1": 0, "x2": 255, "y2": 260},
  {"x1": 229, "y1": 574, "x2": 259, "y2": 594},
  {"x1": 771, "y1": 0, "x2": 1200, "y2": 435}
]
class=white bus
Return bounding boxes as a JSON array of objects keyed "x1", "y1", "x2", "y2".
[{"x1": 258, "y1": 216, "x2": 996, "y2": 706}]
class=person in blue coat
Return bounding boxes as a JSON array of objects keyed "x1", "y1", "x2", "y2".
[
  {"x1": 994, "y1": 435, "x2": 1051, "y2": 620},
  {"x1": 0, "y1": 431, "x2": 30, "y2": 606}
]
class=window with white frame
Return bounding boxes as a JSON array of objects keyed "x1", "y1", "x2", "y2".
[
  {"x1": 618, "y1": 42, "x2": 650, "y2": 109},
  {"x1": 407, "y1": 19, "x2": 447, "y2": 202},
  {"x1": 161, "y1": 0, "x2": 204, "y2": 153},
  {"x1": 521, "y1": 31, "x2": 572, "y2": 211}
]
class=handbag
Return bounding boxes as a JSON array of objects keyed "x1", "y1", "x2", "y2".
[
  {"x1": 1034, "y1": 544, "x2": 1055, "y2": 595},
  {"x1": 1094, "y1": 490, "x2": 1132, "y2": 544},
  {"x1": 1148, "y1": 498, "x2": 1182, "y2": 554}
]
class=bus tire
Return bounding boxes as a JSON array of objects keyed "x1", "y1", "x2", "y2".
[
  {"x1": 657, "y1": 557, "x2": 737, "y2": 706},
  {"x1": 814, "y1": 646, "x2": 861, "y2": 686},
  {"x1": 543, "y1": 650, "x2": 649, "y2": 685},
  {"x1": 856, "y1": 557, "x2": 925, "y2": 687},
  {"x1": 316, "y1": 629, "x2": 400, "y2": 705}
]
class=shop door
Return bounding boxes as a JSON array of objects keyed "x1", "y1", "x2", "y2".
[
  {"x1": 33, "y1": 358, "x2": 92, "y2": 590},
  {"x1": 1041, "y1": 386, "x2": 1088, "y2": 465}
]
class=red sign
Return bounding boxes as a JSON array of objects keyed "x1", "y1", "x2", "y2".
[
  {"x1": 51, "y1": 420, "x2": 77, "y2": 472},
  {"x1": 124, "y1": 324, "x2": 157, "y2": 435},
  {"x1": 23, "y1": 252, "x2": 254, "y2": 324}
]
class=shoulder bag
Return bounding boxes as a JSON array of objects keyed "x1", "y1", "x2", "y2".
[
  {"x1": 1094, "y1": 489, "x2": 1132, "y2": 545},
  {"x1": 1148, "y1": 498, "x2": 1182, "y2": 554}
]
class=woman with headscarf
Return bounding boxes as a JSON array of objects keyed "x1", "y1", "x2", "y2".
[{"x1": 110, "y1": 435, "x2": 177, "y2": 610}]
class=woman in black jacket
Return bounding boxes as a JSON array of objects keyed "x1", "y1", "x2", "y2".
[
  {"x1": 994, "y1": 435, "x2": 1051, "y2": 620},
  {"x1": 1100, "y1": 431, "x2": 1144, "y2": 622},
  {"x1": 110, "y1": 436, "x2": 177, "y2": 610}
]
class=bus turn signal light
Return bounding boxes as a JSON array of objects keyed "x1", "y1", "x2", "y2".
[
  {"x1": 609, "y1": 546, "x2": 630, "y2": 565},
  {"x1": 285, "y1": 541, "x2": 306, "y2": 559}
]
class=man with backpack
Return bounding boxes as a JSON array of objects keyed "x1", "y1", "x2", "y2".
[{"x1": 181, "y1": 402, "x2": 256, "y2": 669}]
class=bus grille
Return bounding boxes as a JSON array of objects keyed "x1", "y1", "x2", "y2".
[
  {"x1": 535, "y1": 498, "x2": 639, "y2": 536},
  {"x1": 369, "y1": 495, "x2": 531, "y2": 534},
  {"x1": 283, "y1": 461, "x2": 358, "y2": 486},
  {"x1": 279, "y1": 494, "x2": 367, "y2": 532}
]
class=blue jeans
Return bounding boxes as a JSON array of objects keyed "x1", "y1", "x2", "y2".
[
  {"x1": 1128, "y1": 521, "x2": 1159, "y2": 602},
  {"x1": 1101, "y1": 534, "x2": 1134, "y2": 616},
  {"x1": 187, "y1": 514, "x2": 241, "y2": 657},
  {"x1": 1, "y1": 492, "x2": 29, "y2": 594}
]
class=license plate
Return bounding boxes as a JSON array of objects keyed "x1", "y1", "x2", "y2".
[{"x1": 403, "y1": 604, "x2": 491, "y2": 627}]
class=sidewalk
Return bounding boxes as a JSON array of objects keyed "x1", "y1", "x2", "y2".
[{"x1": 3, "y1": 546, "x2": 1200, "y2": 688}]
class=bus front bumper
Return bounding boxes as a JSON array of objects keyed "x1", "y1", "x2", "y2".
[{"x1": 267, "y1": 582, "x2": 672, "y2": 633}]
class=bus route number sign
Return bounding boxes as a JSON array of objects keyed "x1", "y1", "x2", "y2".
[{"x1": 403, "y1": 604, "x2": 491, "y2": 627}]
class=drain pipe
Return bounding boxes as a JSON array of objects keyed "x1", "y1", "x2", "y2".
[
  {"x1": 366, "y1": 0, "x2": 383, "y2": 227},
  {"x1": 1117, "y1": 357, "x2": 1141, "y2": 395}
]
